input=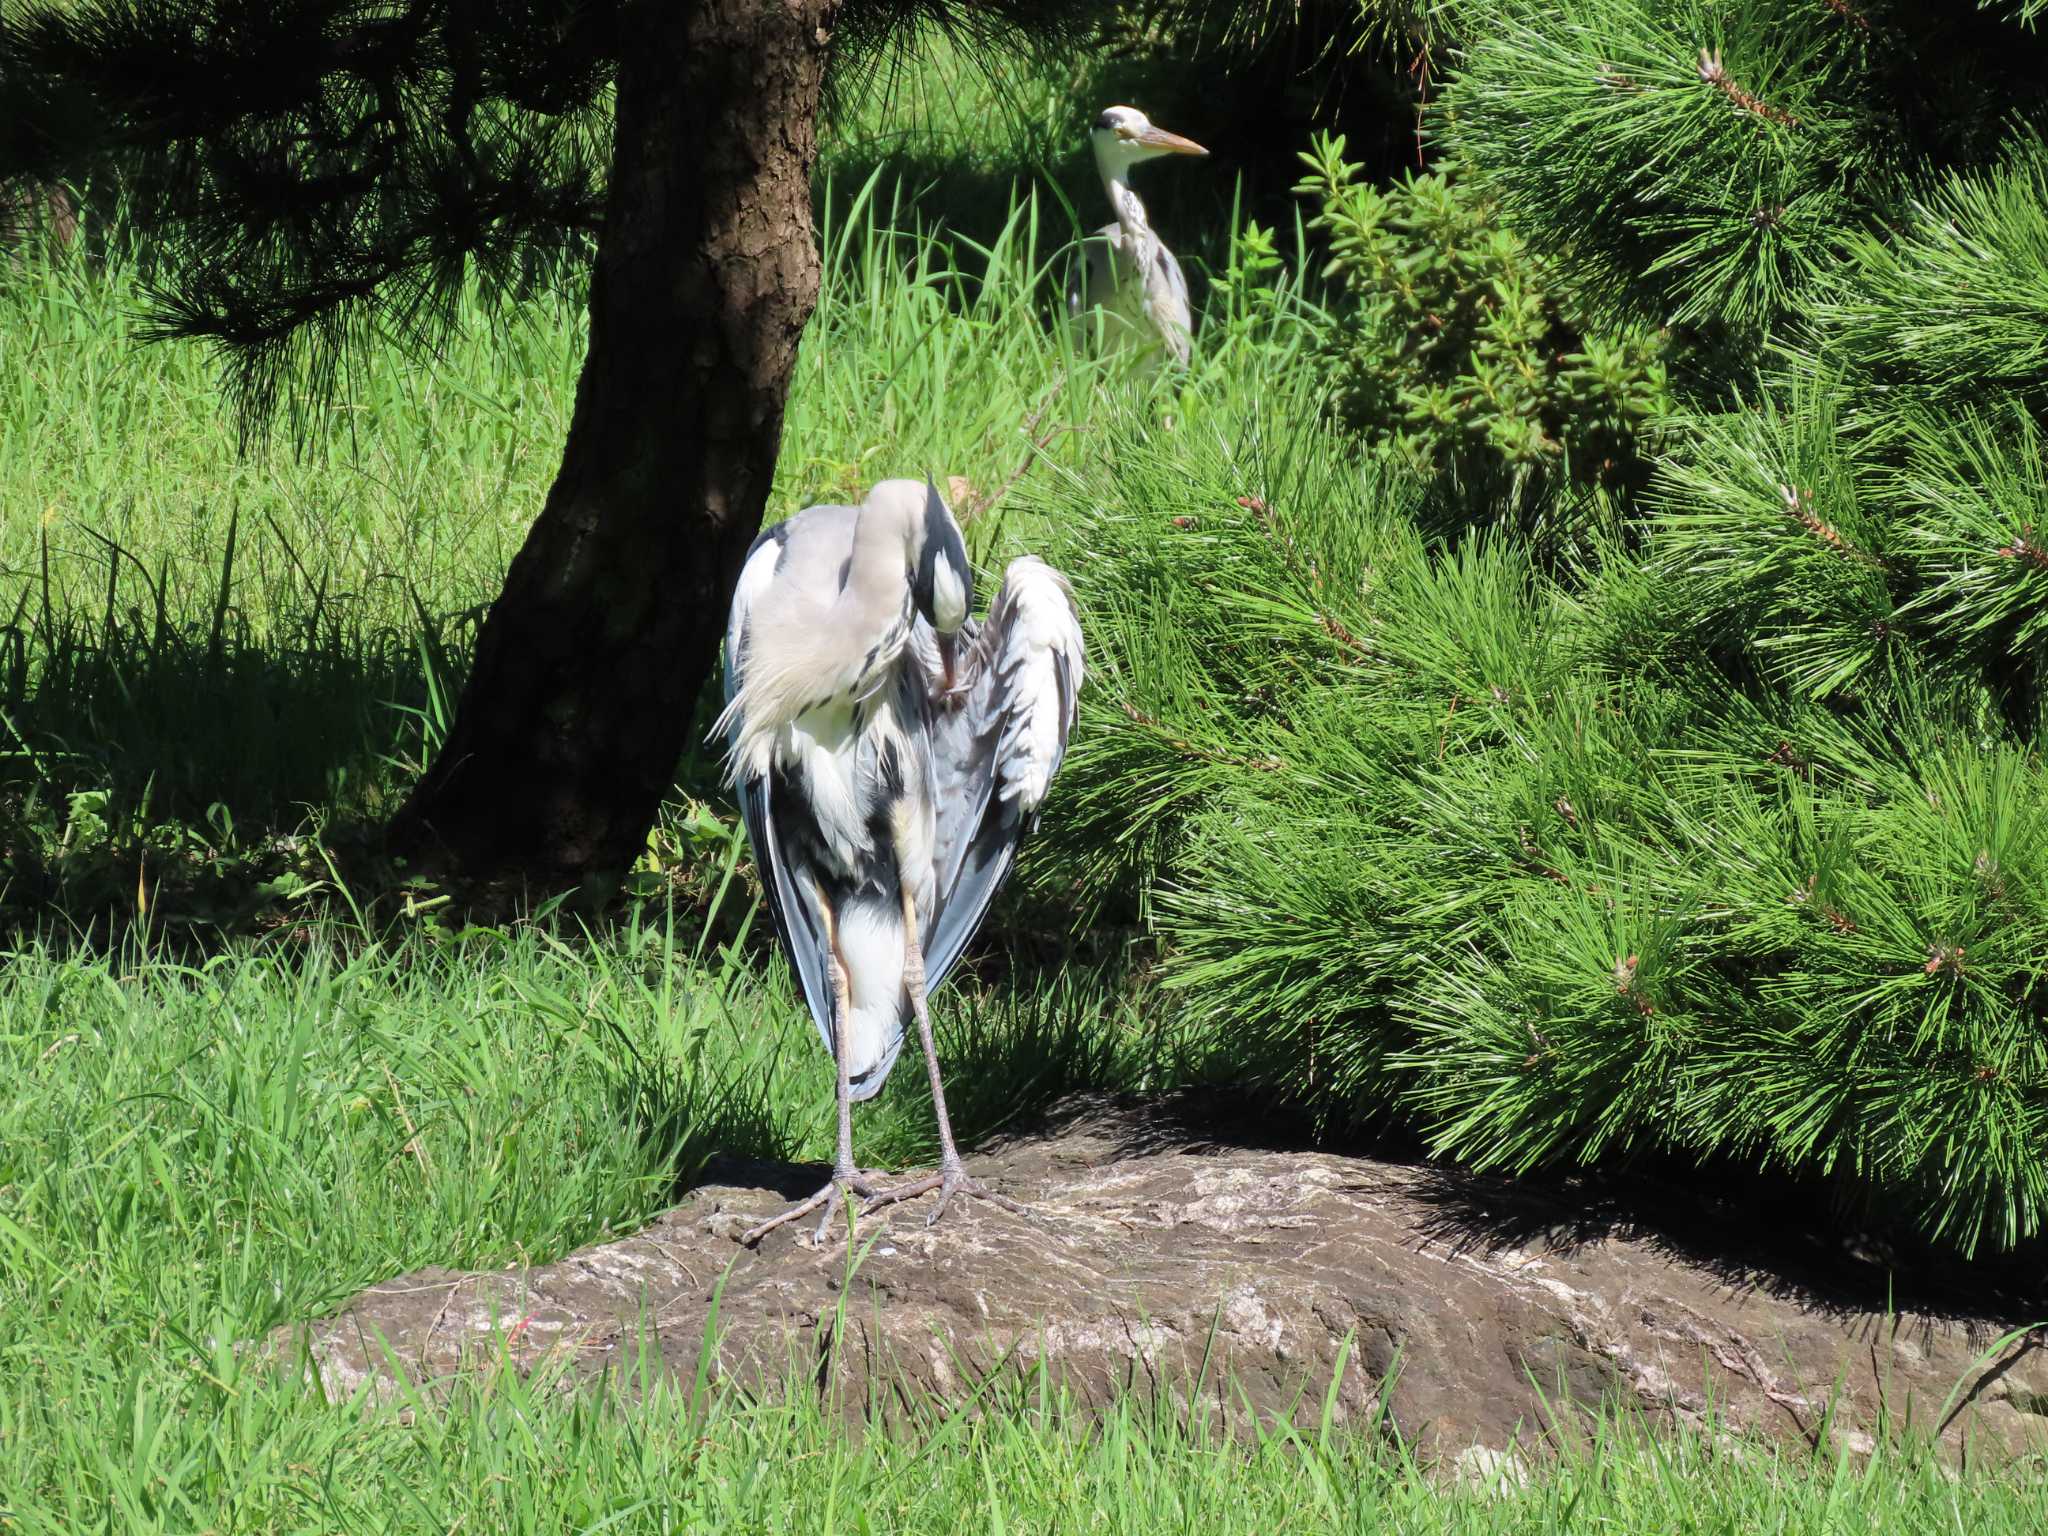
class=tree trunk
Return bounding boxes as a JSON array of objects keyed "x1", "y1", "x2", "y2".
[{"x1": 388, "y1": 0, "x2": 836, "y2": 896}]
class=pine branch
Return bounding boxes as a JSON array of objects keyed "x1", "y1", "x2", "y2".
[
  {"x1": 1442, "y1": 1, "x2": 1877, "y2": 336},
  {"x1": 1817, "y1": 135, "x2": 2048, "y2": 418},
  {"x1": 0, "y1": 0, "x2": 1093, "y2": 431},
  {"x1": 1996, "y1": 527, "x2": 2048, "y2": 572},
  {"x1": 1, "y1": 0, "x2": 618, "y2": 431},
  {"x1": 1696, "y1": 47, "x2": 1800, "y2": 129}
]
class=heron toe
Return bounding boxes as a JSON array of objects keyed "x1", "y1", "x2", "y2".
[
  {"x1": 861, "y1": 1164, "x2": 1028, "y2": 1227},
  {"x1": 740, "y1": 1169, "x2": 891, "y2": 1248}
]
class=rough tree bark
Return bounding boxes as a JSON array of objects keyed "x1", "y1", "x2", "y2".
[{"x1": 388, "y1": 0, "x2": 837, "y2": 894}]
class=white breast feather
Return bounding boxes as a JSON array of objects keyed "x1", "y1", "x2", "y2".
[
  {"x1": 786, "y1": 706, "x2": 867, "y2": 870},
  {"x1": 834, "y1": 900, "x2": 906, "y2": 1084}
]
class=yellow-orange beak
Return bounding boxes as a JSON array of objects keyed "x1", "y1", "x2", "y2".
[{"x1": 1129, "y1": 125, "x2": 1209, "y2": 157}]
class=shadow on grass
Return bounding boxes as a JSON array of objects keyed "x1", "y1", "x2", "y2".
[
  {"x1": 674, "y1": 947, "x2": 1173, "y2": 1201},
  {"x1": 604, "y1": 1024, "x2": 809, "y2": 1200},
  {"x1": 0, "y1": 603, "x2": 441, "y2": 941},
  {"x1": 908, "y1": 960, "x2": 1152, "y2": 1153},
  {"x1": 0, "y1": 589, "x2": 746, "y2": 947},
  {"x1": 4, "y1": 616, "x2": 433, "y2": 818}
]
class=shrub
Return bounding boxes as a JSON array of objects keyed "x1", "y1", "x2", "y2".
[
  {"x1": 1295, "y1": 139, "x2": 1671, "y2": 525},
  {"x1": 1040, "y1": 7, "x2": 2048, "y2": 1247},
  {"x1": 1041, "y1": 392, "x2": 2048, "y2": 1254}
]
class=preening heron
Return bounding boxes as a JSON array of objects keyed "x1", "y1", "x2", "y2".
[
  {"x1": 1067, "y1": 105, "x2": 1209, "y2": 369},
  {"x1": 718, "y1": 479, "x2": 1084, "y2": 1245}
]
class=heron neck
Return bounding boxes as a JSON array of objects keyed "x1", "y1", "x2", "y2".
[
  {"x1": 1099, "y1": 163, "x2": 1153, "y2": 242},
  {"x1": 843, "y1": 504, "x2": 917, "y2": 629}
]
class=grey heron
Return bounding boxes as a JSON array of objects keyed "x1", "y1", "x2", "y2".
[
  {"x1": 1067, "y1": 105, "x2": 1209, "y2": 369},
  {"x1": 718, "y1": 478, "x2": 1083, "y2": 1245}
]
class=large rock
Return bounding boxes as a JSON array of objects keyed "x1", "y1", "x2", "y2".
[{"x1": 282, "y1": 1095, "x2": 2047, "y2": 1467}]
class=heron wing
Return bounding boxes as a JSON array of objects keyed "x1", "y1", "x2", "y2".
[
  {"x1": 723, "y1": 519, "x2": 836, "y2": 1053},
  {"x1": 1070, "y1": 222, "x2": 1190, "y2": 365},
  {"x1": 1149, "y1": 241, "x2": 1193, "y2": 365},
  {"x1": 918, "y1": 556, "x2": 1084, "y2": 990}
]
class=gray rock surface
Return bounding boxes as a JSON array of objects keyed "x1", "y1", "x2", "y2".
[{"x1": 280, "y1": 1095, "x2": 2047, "y2": 1465}]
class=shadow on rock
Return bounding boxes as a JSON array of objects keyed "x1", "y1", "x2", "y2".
[{"x1": 1402, "y1": 1155, "x2": 2048, "y2": 1329}]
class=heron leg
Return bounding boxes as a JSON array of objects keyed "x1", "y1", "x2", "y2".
[
  {"x1": 861, "y1": 888, "x2": 1027, "y2": 1228},
  {"x1": 742, "y1": 905, "x2": 885, "y2": 1247}
]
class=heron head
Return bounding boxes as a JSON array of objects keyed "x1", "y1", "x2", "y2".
[
  {"x1": 912, "y1": 477, "x2": 972, "y2": 632},
  {"x1": 874, "y1": 477, "x2": 972, "y2": 693},
  {"x1": 1089, "y1": 105, "x2": 1208, "y2": 171},
  {"x1": 870, "y1": 474, "x2": 972, "y2": 638}
]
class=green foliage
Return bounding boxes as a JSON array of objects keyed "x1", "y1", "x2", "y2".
[
  {"x1": 1642, "y1": 377, "x2": 1905, "y2": 703},
  {"x1": 1109, "y1": 0, "x2": 1440, "y2": 58},
  {"x1": 1437, "y1": 1, "x2": 2048, "y2": 341},
  {"x1": 1033, "y1": 0, "x2": 2048, "y2": 1254},
  {"x1": 1399, "y1": 700, "x2": 2048, "y2": 1253},
  {"x1": 0, "y1": 913, "x2": 1178, "y2": 1525},
  {"x1": 1439, "y1": 0, "x2": 1874, "y2": 337},
  {"x1": 1900, "y1": 408, "x2": 2048, "y2": 671},
  {"x1": 1297, "y1": 136, "x2": 1671, "y2": 519},
  {"x1": 1817, "y1": 135, "x2": 2048, "y2": 420},
  {"x1": 1028, "y1": 387, "x2": 1416, "y2": 925},
  {"x1": 1642, "y1": 375, "x2": 2048, "y2": 724},
  {"x1": 1042, "y1": 371, "x2": 2048, "y2": 1254}
]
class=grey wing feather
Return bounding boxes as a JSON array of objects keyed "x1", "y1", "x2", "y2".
[
  {"x1": 1069, "y1": 222, "x2": 1192, "y2": 366},
  {"x1": 1155, "y1": 242, "x2": 1192, "y2": 363},
  {"x1": 916, "y1": 556, "x2": 1084, "y2": 991},
  {"x1": 723, "y1": 525, "x2": 835, "y2": 1055},
  {"x1": 923, "y1": 618, "x2": 997, "y2": 929}
]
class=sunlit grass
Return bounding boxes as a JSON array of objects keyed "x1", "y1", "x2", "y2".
[
  {"x1": 2, "y1": 58, "x2": 2035, "y2": 1532},
  {"x1": 0, "y1": 149, "x2": 1315, "y2": 917},
  {"x1": 1, "y1": 919, "x2": 2039, "y2": 1531}
]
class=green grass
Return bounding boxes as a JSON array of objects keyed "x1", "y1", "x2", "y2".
[
  {"x1": 0, "y1": 909, "x2": 1174, "y2": 1526},
  {"x1": 2, "y1": 42, "x2": 2042, "y2": 1531},
  {"x1": 0, "y1": 127, "x2": 1317, "y2": 938},
  {"x1": 3, "y1": 921, "x2": 2042, "y2": 1531}
]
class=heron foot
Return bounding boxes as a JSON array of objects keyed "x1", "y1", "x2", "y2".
[
  {"x1": 740, "y1": 1170, "x2": 889, "y2": 1248},
  {"x1": 862, "y1": 1162, "x2": 1027, "y2": 1228}
]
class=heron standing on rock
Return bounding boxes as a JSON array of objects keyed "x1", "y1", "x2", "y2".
[
  {"x1": 1068, "y1": 104, "x2": 1209, "y2": 369},
  {"x1": 718, "y1": 479, "x2": 1083, "y2": 1246}
]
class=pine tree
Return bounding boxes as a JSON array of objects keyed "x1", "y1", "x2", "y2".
[
  {"x1": 1044, "y1": 0, "x2": 2048, "y2": 1253},
  {"x1": 0, "y1": 0, "x2": 1087, "y2": 895}
]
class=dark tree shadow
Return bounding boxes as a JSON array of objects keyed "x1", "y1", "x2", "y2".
[
  {"x1": 0, "y1": 557, "x2": 760, "y2": 946},
  {"x1": 1399, "y1": 1153, "x2": 2048, "y2": 1327},
  {"x1": 0, "y1": 604, "x2": 443, "y2": 941},
  {"x1": 853, "y1": 1076, "x2": 2048, "y2": 1327},
  {"x1": 602, "y1": 1020, "x2": 815, "y2": 1202}
]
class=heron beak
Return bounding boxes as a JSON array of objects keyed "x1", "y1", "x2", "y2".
[
  {"x1": 936, "y1": 630, "x2": 961, "y2": 698},
  {"x1": 1132, "y1": 126, "x2": 1208, "y2": 157}
]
